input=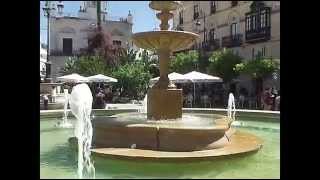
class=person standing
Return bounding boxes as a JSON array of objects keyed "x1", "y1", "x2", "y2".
[
  {"x1": 271, "y1": 87, "x2": 278, "y2": 111},
  {"x1": 263, "y1": 88, "x2": 273, "y2": 110},
  {"x1": 95, "y1": 90, "x2": 106, "y2": 109},
  {"x1": 43, "y1": 94, "x2": 49, "y2": 110},
  {"x1": 275, "y1": 90, "x2": 280, "y2": 111},
  {"x1": 51, "y1": 86, "x2": 57, "y2": 103}
]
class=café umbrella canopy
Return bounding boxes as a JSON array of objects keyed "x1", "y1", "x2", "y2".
[
  {"x1": 57, "y1": 73, "x2": 89, "y2": 83},
  {"x1": 183, "y1": 71, "x2": 223, "y2": 105},
  {"x1": 87, "y1": 74, "x2": 118, "y2": 83},
  {"x1": 150, "y1": 72, "x2": 190, "y2": 84}
]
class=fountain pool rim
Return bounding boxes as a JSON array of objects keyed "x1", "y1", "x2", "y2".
[
  {"x1": 69, "y1": 129, "x2": 263, "y2": 162},
  {"x1": 40, "y1": 108, "x2": 280, "y2": 121},
  {"x1": 41, "y1": 109, "x2": 277, "y2": 162}
]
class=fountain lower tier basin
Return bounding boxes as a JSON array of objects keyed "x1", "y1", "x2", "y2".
[
  {"x1": 89, "y1": 130, "x2": 262, "y2": 161},
  {"x1": 73, "y1": 113, "x2": 233, "y2": 152},
  {"x1": 132, "y1": 31, "x2": 199, "y2": 52}
]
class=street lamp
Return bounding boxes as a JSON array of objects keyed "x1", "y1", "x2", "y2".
[
  {"x1": 195, "y1": 9, "x2": 206, "y2": 47},
  {"x1": 42, "y1": 1, "x2": 55, "y2": 82},
  {"x1": 195, "y1": 9, "x2": 208, "y2": 72}
]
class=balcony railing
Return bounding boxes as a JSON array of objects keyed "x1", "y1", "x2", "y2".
[
  {"x1": 50, "y1": 49, "x2": 87, "y2": 56},
  {"x1": 246, "y1": 26, "x2": 271, "y2": 43},
  {"x1": 221, "y1": 34, "x2": 243, "y2": 48}
]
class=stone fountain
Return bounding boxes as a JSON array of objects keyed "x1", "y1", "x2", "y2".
[
  {"x1": 69, "y1": 1, "x2": 263, "y2": 161},
  {"x1": 132, "y1": 1, "x2": 199, "y2": 120}
]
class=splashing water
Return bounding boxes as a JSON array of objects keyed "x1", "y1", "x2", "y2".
[
  {"x1": 55, "y1": 91, "x2": 73, "y2": 128},
  {"x1": 69, "y1": 83, "x2": 95, "y2": 179},
  {"x1": 138, "y1": 94, "x2": 148, "y2": 114},
  {"x1": 227, "y1": 93, "x2": 243, "y2": 127},
  {"x1": 227, "y1": 93, "x2": 236, "y2": 123}
]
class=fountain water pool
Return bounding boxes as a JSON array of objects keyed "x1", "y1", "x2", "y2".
[
  {"x1": 55, "y1": 91, "x2": 73, "y2": 128},
  {"x1": 40, "y1": 114, "x2": 279, "y2": 179}
]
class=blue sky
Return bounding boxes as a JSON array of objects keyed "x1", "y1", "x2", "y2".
[{"x1": 40, "y1": 1, "x2": 173, "y2": 44}]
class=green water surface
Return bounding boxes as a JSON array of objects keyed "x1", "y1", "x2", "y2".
[{"x1": 40, "y1": 115, "x2": 280, "y2": 179}]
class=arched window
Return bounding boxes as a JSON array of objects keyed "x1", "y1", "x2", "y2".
[
  {"x1": 179, "y1": 10, "x2": 183, "y2": 24},
  {"x1": 210, "y1": 1, "x2": 216, "y2": 14},
  {"x1": 193, "y1": 4, "x2": 199, "y2": 20}
]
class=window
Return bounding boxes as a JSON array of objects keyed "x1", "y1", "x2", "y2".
[
  {"x1": 231, "y1": 23, "x2": 238, "y2": 37},
  {"x1": 252, "y1": 48, "x2": 255, "y2": 59},
  {"x1": 252, "y1": 15, "x2": 256, "y2": 30},
  {"x1": 262, "y1": 47, "x2": 266, "y2": 56},
  {"x1": 260, "y1": 12, "x2": 265, "y2": 28},
  {"x1": 210, "y1": 1, "x2": 216, "y2": 14},
  {"x1": 179, "y1": 11, "x2": 183, "y2": 25},
  {"x1": 231, "y1": 1, "x2": 238, "y2": 7},
  {"x1": 113, "y1": 40, "x2": 121, "y2": 46},
  {"x1": 209, "y1": 28, "x2": 215, "y2": 41},
  {"x1": 62, "y1": 38, "x2": 73, "y2": 55},
  {"x1": 246, "y1": 16, "x2": 251, "y2": 31},
  {"x1": 193, "y1": 4, "x2": 199, "y2": 20}
]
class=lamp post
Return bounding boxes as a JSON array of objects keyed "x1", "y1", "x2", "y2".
[
  {"x1": 196, "y1": 9, "x2": 206, "y2": 46},
  {"x1": 42, "y1": 1, "x2": 55, "y2": 82},
  {"x1": 195, "y1": 9, "x2": 208, "y2": 72}
]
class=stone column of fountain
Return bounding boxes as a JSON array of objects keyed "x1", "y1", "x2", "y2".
[{"x1": 132, "y1": 1, "x2": 199, "y2": 120}]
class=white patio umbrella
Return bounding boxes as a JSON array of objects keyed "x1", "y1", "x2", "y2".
[
  {"x1": 149, "y1": 72, "x2": 190, "y2": 84},
  {"x1": 57, "y1": 73, "x2": 89, "y2": 83},
  {"x1": 183, "y1": 71, "x2": 223, "y2": 105},
  {"x1": 87, "y1": 74, "x2": 118, "y2": 83}
]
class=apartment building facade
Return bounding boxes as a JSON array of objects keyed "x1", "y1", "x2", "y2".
[{"x1": 172, "y1": 1, "x2": 280, "y2": 92}]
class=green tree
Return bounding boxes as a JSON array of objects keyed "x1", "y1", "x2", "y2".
[
  {"x1": 208, "y1": 48, "x2": 242, "y2": 83},
  {"x1": 61, "y1": 56, "x2": 111, "y2": 76},
  {"x1": 170, "y1": 50, "x2": 199, "y2": 74},
  {"x1": 112, "y1": 62, "x2": 151, "y2": 99},
  {"x1": 234, "y1": 57, "x2": 279, "y2": 107},
  {"x1": 136, "y1": 50, "x2": 159, "y2": 78},
  {"x1": 120, "y1": 49, "x2": 138, "y2": 65}
]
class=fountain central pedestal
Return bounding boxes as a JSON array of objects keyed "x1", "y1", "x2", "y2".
[
  {"x1": 131, "y1": 1, "x2": 199, "y2": 120},
  {"x1": 147, "y1": 89, "x2": 183, "y2": 120}
]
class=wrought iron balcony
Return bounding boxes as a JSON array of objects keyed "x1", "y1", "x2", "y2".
[
  {"x1": 221, "y1": 34, "x2": 243, "y2": 48},
  {"x1": 50, "y1": 49, "x2": 87, "y2": 56},
  {"x1": 201, "y1": 39, "x2": 220, "y2": 51},
  {"x1": 245, "y1": 26, "x2": 271, "y2": 43}
]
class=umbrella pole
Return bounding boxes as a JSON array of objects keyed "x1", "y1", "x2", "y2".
[{"x1": 193, "y1": 82, "x2": 195, "y2": 107}]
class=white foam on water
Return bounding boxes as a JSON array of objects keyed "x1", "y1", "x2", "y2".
[
  {"x1": 138, "y1": 94, "x2": 148, "y2": 114},
  {"x1": 69, "y1": 83, "x2": 95, "y2": 179},
  {"x1": 227, "y1": 93, "x2": 237, "y2": 126},
  {"x1": 56, "y1": 91, "x2": 73, "y2": 128}
]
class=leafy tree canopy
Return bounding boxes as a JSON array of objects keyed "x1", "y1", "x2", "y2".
[
  {"x1": 170, "y1": 50, "x2": 199, "y2": 74},
  {"x1": 208, "y1": 48, "x2": 242, "y2": 82}
]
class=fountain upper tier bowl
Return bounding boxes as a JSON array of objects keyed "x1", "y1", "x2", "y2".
[
  {"x1": 149, "y1": 1, "x2": 181, "y2": 11},
  {"x1": 132, "y1": 31, "x2": 199, "y2": 52}
]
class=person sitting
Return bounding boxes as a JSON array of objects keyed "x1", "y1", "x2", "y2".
[
  {"x1": 201, "y1": 93, "x2": 210, "y2": 108},
  {"x1": 239, "y1": 93, "x2": 245, "y2": 109},
  {"x1": 186, "y1": 93, "x2": 193, "y2": 108},
  {"x1": 94, "y1": 90, "x2": 106, "y2": 109}
]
